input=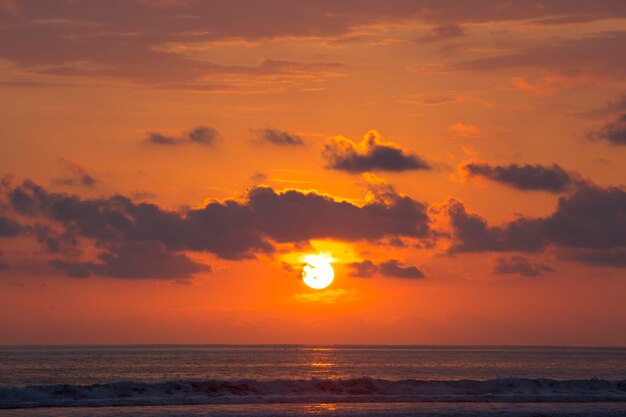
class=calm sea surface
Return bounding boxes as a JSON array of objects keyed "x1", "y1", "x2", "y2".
[
  {"x1": 2, "y1": 345, "x2": 625, "y2": 386},
  {"x1": 0, "y1": 345, "x2": 625, "y2": 416}
]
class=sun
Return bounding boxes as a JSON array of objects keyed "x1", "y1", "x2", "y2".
[{"x1": 302, "y1": 254, "x2": 334, "y2": 290}]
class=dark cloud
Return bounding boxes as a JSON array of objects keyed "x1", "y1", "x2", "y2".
[
  {"x1": 590, "y1": 113, "x2": 626, "y2": 145},
  {"x1": 146, "y1": 132, "x2": 179, "y2": 145},
  {"x1": 348, "y1": 260, "x2": 378, "y2": 278},
  {"x1": 440, "y1": 184, "x2": 626, "y2": 266},
  {"x1": 379, "y1": 260, "x2": 425, "y2": 279},
  {"x1": 462, "y1": 161, "x2": 575, "y2": 193},
  {"x1": 416, "y1": 24, "x2": 465, "y2": 43},
  {"x1": 0, "y1": 214, "x2": 22, "y2": 237},
  {"x1": 558, "y1": 248, "x2": 626, "y2": 268},
  {"x1": 55, "y1": 158, "x2": 97, "y2": 187},
  {"x1": 438, "y1": 198, "x2": 545, "y2": 253},
  {"x1": 4, "y1": 178, "x2": 625, "y2": 278},
  {"x1": 247, "y1": 186, "x2": 430, "y2": 242},
  {"x1": 2, "y1": 180, "x2": 431, "y2": 278},
  {"x1": 388, "y1": 237, "x2": 406, "y2": 247},
  {"x1": 146, "y1": 126, "x2": 218, "y2": 146},
  {"x1": 323, "y1": 130, "x2": 431, "y2": 173},
  {"x1": 349, "y1": 259, "x2": 425, "y2": 279},
  {"x1": 257, "y1": 128, "x2": 304, "y2": 146},
  {"x1": 188, "y1": 126, "x2": 219, "y2": 145},
  {"x1": 183, "y1": 198, "x2": 274, "y2": 259},
  {"x1": 493, "y1": 255, "x2": 553, "y2": 277},
  {"x1": 6, "y1": 179, "x2": 270, "y2": 260},
  {"x1": 50, "y1": 242, "x2": 210, "y2": 280},
  {"x1": 33, "y1": 224, "x2": 80, "y2": 256},
  {"x1": 541, "y1": 184, "x2": 626, "y2": 250}
]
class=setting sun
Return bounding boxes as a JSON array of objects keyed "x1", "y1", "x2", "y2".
[{"x1": 302, "y1": 254, "x2": 335, "y2": 290}]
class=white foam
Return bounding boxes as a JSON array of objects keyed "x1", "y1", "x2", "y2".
[{"x1": 1, "y1": 377, "x2": 625, "y2": 409}]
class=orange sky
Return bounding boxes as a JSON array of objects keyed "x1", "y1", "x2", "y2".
[{"x1": 1, "y1": 1, "x2": 625, "y2": 346}]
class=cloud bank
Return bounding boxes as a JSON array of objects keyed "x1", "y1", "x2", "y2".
[
  {"x1": 1, "y1": 179, "x2": 431, "y2": 278},
  {"x1": 2, "y1": 178, "x2": 625, "y2": 281}
]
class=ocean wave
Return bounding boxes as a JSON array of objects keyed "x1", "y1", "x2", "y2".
[{"x1": 1, "y1": 377, "x2": 625, "y2": 409}]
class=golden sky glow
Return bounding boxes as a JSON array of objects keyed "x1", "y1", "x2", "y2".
[{"x1": 0, "y1": 1, "x2": 625, "y2": 346}]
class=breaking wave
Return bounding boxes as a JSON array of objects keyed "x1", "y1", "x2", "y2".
[{"x1": 1, "y1": 377, "x2": 625, "y2": 409}]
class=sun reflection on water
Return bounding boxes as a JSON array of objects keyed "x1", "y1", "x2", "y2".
[
  {"x1": 304, "y1": 403, "x2": 338, "y2": 414},
  {"x1": 310, "y1": 362, "x2": 335, "y2": 367},
  {"x1": 304, "y1": 347, "x2": 339, "y2": 378}
]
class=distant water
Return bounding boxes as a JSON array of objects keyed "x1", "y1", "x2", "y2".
[{"x1": 0, "y1": 345, "x2": 625, "y2": 416}]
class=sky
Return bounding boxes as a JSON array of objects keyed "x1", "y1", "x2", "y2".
[{"x1": 0, "y1": 0, "x2": 625, "y2": 346}]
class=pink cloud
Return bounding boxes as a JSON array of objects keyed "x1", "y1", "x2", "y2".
[{"x1": 512, "y1": 71, "x2": 596, "y2": 96}]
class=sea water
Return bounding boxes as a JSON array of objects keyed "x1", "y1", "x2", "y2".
[{"x1": 0, "y1": 345, "x2": 625, "y2": 416}]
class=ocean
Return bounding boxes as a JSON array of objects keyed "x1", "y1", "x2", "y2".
[{"x1": 0, "y1": 345, "x2": 624, "y2": 416}]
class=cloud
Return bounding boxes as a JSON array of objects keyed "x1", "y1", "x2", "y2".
[
  {"x1": 493, "y1": 255, "x2": 553, "y2": 277},
  {"x1": 0, "y1": 0, "x2": 626, "y2": 84},
  {"x1": 541, "y1": 184, "x2": 626, "y2": 250},
  {"x1": 188, "y1": 126, "x2": 219, "y2": 145},
  {"x1": 50, "y1": 241, "x2": 211, "y2": 279},
  {"x1": 33, "y1": 224, "x2": 79, "y2": 256},
  {"x1": 2, "y1": 180, "x2": 432, "y2": 278},
  {"x1": 558, "y1": 248, "x2": 626, "y2": 268},
  {"x1": 146, "y1": 126, "x2": 218, "y2": 146},
  {"x1": 146, "y1": 133, "x2": 180, "y2": 145},
  {"x1": 416, "y1": 24, "x2": 465, "y2": 43},
  {"x1": 590, "y1": 113, "x2": 626, "y2": 146},
  {"x1": 348, "y1": 260, "x2": 378, "y2": 278},
  {"x1": 6, "y1": 179, "x2": 270, "y2": 261},
  {"x1": 511, "y1": 71, "x2": 596, "y2": 97},
  {"x1": 256, "y1": 128, "x2": 304, "y2": 146},
  {"x1": 457, "y1": 32, "x2": 626, "y2": 75},
  {"x1": 435, "y1": 197, "x2": 545, "y2": 254},
  {"x1": 4, "y1": 178, "x2": 625, "y2": 279},
  {"x1": 400, "y1": 92, "x2": 468, "y2": 106},
  {"x1": 0, "y1": 249, "x2": 8, "y2": 270},
  {"x1": 437, "y1": 184, "x2": 626, "y2": 266},
  {"x1": 246, "y1": 186, "x2": 431, "y2": 242},
  {"x1": 349, "y1": 259, "x2": 425, "y2": 279},
  {"x1": 460, "y1": 161, "x2": 576, "y2": 193},
  {"x1": 323, "y1": 130, "x2": 431, "y2": 173},
  {"x1": 55, "y1": 158, "x2": 97, "y2": 187},
  {"x1": 0, "y1": 4, "x2": 345, "y2": 89},
  {"x1": 449, "y1": 122, "x2": 480, "y2": 137},
  {"x1": 0, "y1": 215, "x2": 22, "y2": 237},
  {"x1": 1, "y1": 2, "x2": 623, "y2": 87},
  {"x1": 379, "y1": 260, "x2": 425, "y2": 279}
]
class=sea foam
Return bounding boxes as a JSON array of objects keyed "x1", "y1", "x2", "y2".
[{"x1": 1, "y1": 377, "x2": 625, "y2": 409}]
